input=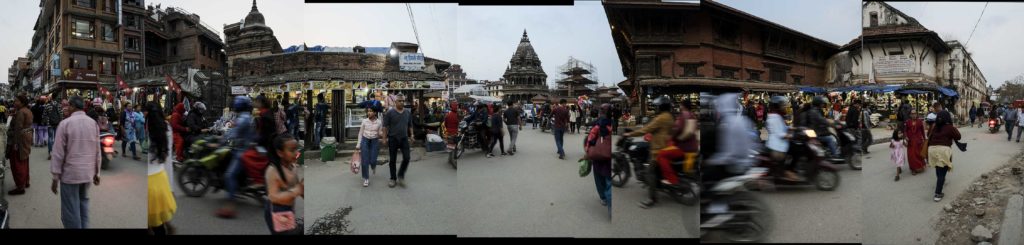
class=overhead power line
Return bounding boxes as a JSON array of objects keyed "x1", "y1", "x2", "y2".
[
  {"x1": 406, "y1": 3, "x2": 423, "y2": 54},
  {"x1": 965, "y1": 2, "x2": 989, "y2": 47}
]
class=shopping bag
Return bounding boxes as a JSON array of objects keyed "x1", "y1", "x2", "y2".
[
  {"x1": 579, "y1": 159, "x2": 592, "y2": 177},
  {"x1": 350, "y1": 151, "x2": 361, "y2": 174}
]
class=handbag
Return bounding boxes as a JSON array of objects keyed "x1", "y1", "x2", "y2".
[
  {"x1": 270, "y1": 202, "x2": 297, "y2": 233},
  {"x1": 350, "y1": 150, "x2": 361, "y2": 174},
  {"x1": 585, "y1": 127, "x2": 613, "y2": 162},
  {"x1": 953, "y1": 127, "x2": 967, "y2": 152}
]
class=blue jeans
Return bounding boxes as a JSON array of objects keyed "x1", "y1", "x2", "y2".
[
  {"x1": 360, "y1": 137, "x2": 380, "y2": 180},
  {"x1": 819, "y1": 135, "x2": 840, "y2": 157},
  {"x1": 60, "y1": 183, "x2": 90, "y2": 229},
  {"x1": 554, "y1": 128, "x2": 566, "y2": 156},
  {"x1": 224, "y1": 149, "x2": 244, "y2": 200},
  {"x1": 314, "y1": 122, "x2": 325, "y2": 147},
  {"x1": 287, "y1": 120, "x2": 299, "y2": 138},
  {"x1": 48, "y1": 126, "x2": 57, "y2": 154},
  {"x1": 594, "y1": 171, "x2": 612, "y2": 204}
]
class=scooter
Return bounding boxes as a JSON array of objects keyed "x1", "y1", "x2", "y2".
[
  {"x1": 752, "y1": 128, "x2": 841, "y2": 191},
  {"x1": 100, "y1": 133, "x2": 116, "y2": 170},
  {"x1": 176, "y1": 137, "x2": 267, "y2": 203},
  {"x1": 700, "y1": 167, "x2": 773, "y2": 243},
  {"x1": 989, "y1": 118, "x2": 1001, "y2": 133},
  {"x1": 829, "y1": 122, "x2": 863, "y2": 170}
]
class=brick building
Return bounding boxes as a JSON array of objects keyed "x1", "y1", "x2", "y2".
[
  {"x1": 224, "y1": 0, "x2": 283, "y2": 78},
  {"x1": 30, "y1": 0, "x2": 125, "y2": 96},
  {"x1": 603, "y1": 0, "x2": 840, "y2": 116}
]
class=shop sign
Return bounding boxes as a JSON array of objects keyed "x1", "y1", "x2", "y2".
[
  {"x1": 399, "y1": 53, "x2": 425, "y2": 72},
  {"x1": 231, "y1": 86, "x2": 248, "y2": 95},
  {"x1": 63, "y1": 69, "x2": 99, "y2": 81},
  {"x1": 429, "y1": 81, "x2": 445, "y2": 89},
  {"x1": 874, "y1": 55, "x2": 915, "y2": 75}
]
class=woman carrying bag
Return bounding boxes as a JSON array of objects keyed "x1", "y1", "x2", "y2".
[
  {"x1": 356, "y1": 108, "x2": 384, "y2": 187},
  {"x1": 927, "y1": 111, "x2": 960, "y2": 202},
  {"x1": 584, "y1": 104, "x2": 614, "y2": 213}
]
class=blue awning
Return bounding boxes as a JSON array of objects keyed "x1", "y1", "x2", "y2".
[
  {"x1": 798, "y1": 86, "x2": 827, "y2": 93},
  {"x1": 897, "y1": 89, "x2": 928, "y2": 94},
  {"x1": 875, "y1": 85, "x2": 902, "y2": 93},
  {"x1": 937, "y1": 87, "x2": 959, "y2": 97}
]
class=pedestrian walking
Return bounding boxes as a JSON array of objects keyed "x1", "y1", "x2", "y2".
[
  {"x1": 584, "y1": 104, "x2": 613, "y2": 212},
  {"x1": 133, "y1": 104, "x2": 147, "y2": 156},
  {"x1": 356, "y1": 108, "x2": 383, "y2": 187},
  {"x1": 274, "y1": 99, "x2": 287, "y2": 135},
  {"x1": 382, "y1": 97, "x2": 414, "y2": 188},
  {"x1": 313, "y1": 93, "x2": 329, "y2": 149},
  {"x1": 44, "y1": 98, "x2": 62, "y2": 160},
  {"x1": 6, "y1": 94, "x2": 33, "y2": 195},
  {"x1": 1004, "y1": 104, "x2": 1019, "y2": 141},
  {"x1": 264, "y1": 134, "x2": 303, "y2": 235},
  {"x1": 146, "y1": 102, "x2": 176, "y2": 235},
  {"x1": 123, "y1": 105, "x2": 141, "y2": 160},
  {"x1": 1016, "y1": 107, "x2": 1024, "y2": 143},
  {"x1": 487, "y1": 105, "x2": 505, "y2": 158},
  {"x1": 969, "y1": 104, "x2": 977, "y2": 128},
  {"x1": 552, "y1": 99, "x2": 570, "y2": 160},
  {"x1": 32, "y1": 96, "x2": 46, "y2": 147},
  {"x1": 503, "y1": 102, "x2": 522, "y2": 154},
  {"x1": 49, "y1": 96, "x2": 101, "y2": 229},
  {"x1": 568, "y1": 106, "x2": 579, "y2": 134},
  {"x1": 928, "y1": 111, "x2": 960, "y2": 202},
  {"x1": 905, "y1": 111, "x2": 927, "y2": 175},
  {"x1": 171, "y1": 103, "x2": 189, "y2": 162},
  {"x1": 890, "y1": 129, "x2": 907, "y2": 181}
]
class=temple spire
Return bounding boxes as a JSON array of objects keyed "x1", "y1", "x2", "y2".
[{"x1": 251, "y1": 0, "x2": 258, "y2": 12}]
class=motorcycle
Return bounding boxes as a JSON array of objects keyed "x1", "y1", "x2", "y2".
[
  {"x1": 100, "y1": 133, "x2": 116, "y2": 170},
  {"x1": 700, "y1": 167, "x2": 773, "y2": 242},
  {"x1": 830, "y1": 122, "x2": 863, "y2": 170},
  {"x1": 753, "y1": 128, "x2": 841, "y2": 191},
  {"x1": 612, "y1": 129, "x2": 698, "y2": 205},
  {"x1": 446, "y1": 120, "x2": 471, "y2": 170},
  {"x1": 989, "y1": 118, "x2": 1001, "y2": 133},
  {"x1": 176, "y1": 136, "x2": 267, "y2": 203},
  {"x1": 451, "y1": 117, "x2": 485, "y2": 164}
]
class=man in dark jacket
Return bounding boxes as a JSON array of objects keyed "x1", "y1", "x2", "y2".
[
  {"x1": 185, "y1": 102, "x2": 209, "y2": 147},
  {"x1": 808, "y1": 97, "x2": 839, "y2": 160},
  {"x1": 845, "y1": 100, "x2": 864, "y2": 153}
]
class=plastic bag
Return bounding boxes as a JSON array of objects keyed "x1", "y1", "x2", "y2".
[
  {"x1": 579, "y1": 159, "x2": 592, "y2": 177},
  {"x1": 427, "y1": 134, "x2": 444, "y2": 143},
  {"x1": 350, "y1": 151, "x2": 361, "y2": 174}
]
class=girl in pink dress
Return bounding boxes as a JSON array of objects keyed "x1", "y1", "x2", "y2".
[{"x1": 890, "y1": 129, "x2": 907, "y2": 181}]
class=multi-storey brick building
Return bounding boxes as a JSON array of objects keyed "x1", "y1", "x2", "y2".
[{"x1": 603, "y1": 0, "x2": 840, "y2": 117}]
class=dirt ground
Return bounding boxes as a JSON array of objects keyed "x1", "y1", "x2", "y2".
[{"x1": 934, "y1": 150, "x2": 1024, "y2": 244}]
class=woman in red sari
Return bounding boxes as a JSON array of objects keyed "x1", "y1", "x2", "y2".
[{"x1": 905, "y1": 111, "x2": 927, "y2": 174}]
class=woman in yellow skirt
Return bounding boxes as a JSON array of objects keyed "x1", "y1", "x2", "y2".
[{"x1": 145, "y1": 102, "x2": 177, "y2": 235}]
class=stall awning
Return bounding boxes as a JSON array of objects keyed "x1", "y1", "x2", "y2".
[
  {"x1": 937, "y1": 87, "x2": 959, "y2": 97},
  {"x1": 897, "y1": 90, "x2": 928, "y2": 94},
  {"x1": 639, "y1": 78, "x2": 797, "y2": 93},
  {"x1": 799, "y1": 86, "x2": 827, "y2": 93}
]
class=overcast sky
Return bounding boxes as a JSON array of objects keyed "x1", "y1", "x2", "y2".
[{"x1": 884, "y1": 2, "x2": 1024, "y2": 88}]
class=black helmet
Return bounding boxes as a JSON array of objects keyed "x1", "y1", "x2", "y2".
[
  {"x1": 652, "y1": 95, "x2": 673, "y2": 112},
  {"x1": 769, "y1": 96, "x2": 789, "y2": 110},
  {"x1": 811, "y1": 96, "x2": 827, "y2": 108}
]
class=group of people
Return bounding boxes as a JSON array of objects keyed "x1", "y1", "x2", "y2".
[
  {"x1": 889, "y1": 101, "x2": 962, "y2": 202},
  {"x1": 354, "y1": 93, "x2": 417, "y2": 189}
]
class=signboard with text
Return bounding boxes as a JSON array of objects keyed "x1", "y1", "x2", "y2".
[
  {"x1": 231, "y1": 86, "x2": 248, "y2": 95},
  {"x1": 874, "y1": 55, "x2": 916, "y2": 75},
  {"x1": 63, "y1": 69, "x2": 99, "y2": 81},
  {"x1": 399, "y1": 52, "x2": 425, "y2": 72}
]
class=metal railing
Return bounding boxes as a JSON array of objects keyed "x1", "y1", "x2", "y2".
[{"x1": 166, "y1": 7, "x2": 222, "y2": 42}]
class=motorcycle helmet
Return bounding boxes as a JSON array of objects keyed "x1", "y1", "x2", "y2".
[
  {"x1": 769, "y1": 96, "x2": 789, "y2": 111},
  {"x1": 811, "y1": 96, "x2": 828, "y2": 108},
  {"x1": 652, "y1": 95, "x2": 673, "y2": 112},
  {"x1": 232, "y1": 96, "x2": 253, "y2": 112}
]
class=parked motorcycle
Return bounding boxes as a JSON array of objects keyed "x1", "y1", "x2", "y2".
[
  {"x1": 753, "y1": 128, "x2": 840, "y2": 191},
  {"x1": 700, "y1": 167, "x2": 773, "y2": 242},
  {"x1": 176, "y1": 136, "x2": 267, "y2": 203},
  {"x1": 100, "y1": 133, "x2": 116, "y2": 170},
  {"x1": 451, "y1": 117, "x2": 485, "y2": 165}
]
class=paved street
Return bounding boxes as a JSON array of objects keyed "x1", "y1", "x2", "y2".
[
  {"x1": 456, "y1": 127, "x2": 691, "y2": 237},
  {"x1": 863, "y1": 126, "x2": 1019, "y2": 244},
  {"x1": 304, "y1": 146, "x2": 456, "y2": 235},
  {"x1": 171, "y1": 153, "x2": 304, "y2": 235},
  {"x1": 2, "y1": 143, "x2": 146, "y2": 229},
  {"x1": 750, "y1": 154, "x2": 863, "y2": 243}
]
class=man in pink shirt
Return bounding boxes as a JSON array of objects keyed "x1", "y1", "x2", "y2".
[{"x1": 50, "y1": 96, "x2": 101, "y2": 229}]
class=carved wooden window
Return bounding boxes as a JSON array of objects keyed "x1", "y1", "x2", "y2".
[
  {"x1": 769, "y1": 68, "x2": 786, "y2": 83},
  {"x1": 748, "y1": 70, "x2": 762, "y2": 81},
  {"x1": 716, "y1": 66, "x2": 739, "y2": 79},
  {"x1": 792, "y1": 75, "x2": 804, "y2": 85},
  {"x1": 680, "y1": 62, "x2": 703, "y2": 78},
  {"x1": 713, "y1": 18, "x2": 739, "y2": 46},
  {"x1": 637, "y1": 56, "x2": 660, "y2": 77}
]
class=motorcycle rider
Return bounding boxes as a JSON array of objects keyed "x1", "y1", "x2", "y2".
[
  {"x1": 185, "y1": 102, "x2": 210, "y2": 150},
  {"x1": 702, "y1": 93, "x2": 757, "y2": 185},
  {"x1": 464, "y1": 102, "x2": 490, "y2": 150},
  {"x1": 216, "y1": 96, "x2": 257, "y2": 218},
  {"x1": 444, "y1": 102, "x2": 461, "y2": 150},
  {"x1": 766, "y1": 96, "x2": 803, "y2": 182},
  {"x1": 802, "y1": 96, "x2": 841, "y2": 161},
  {"x1": 623, "y1": 95, "x2": 676, "y2": 208}
]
